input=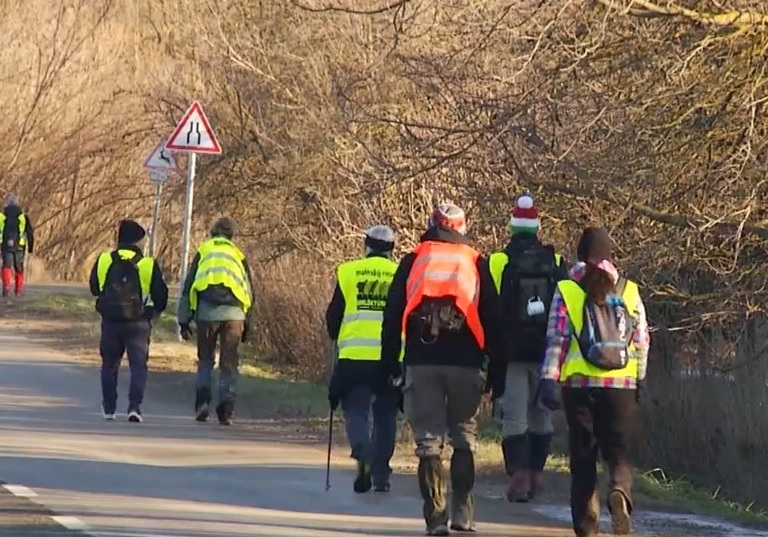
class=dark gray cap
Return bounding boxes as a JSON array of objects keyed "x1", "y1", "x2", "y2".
[{"x1": 210, "y1": 217, "x2": 236, "y2": 239}]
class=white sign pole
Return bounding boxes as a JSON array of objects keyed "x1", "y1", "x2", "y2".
[
  {"x1": 148, "y1": 180, "x2": 164, "y2": 257},
  {"x1": 178, "y1": 151, "x2": 197, "y2": 294}
]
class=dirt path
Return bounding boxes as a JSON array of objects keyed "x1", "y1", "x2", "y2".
[{"x1": 2, "y1": 285, "x2": 767, "y2": 536}]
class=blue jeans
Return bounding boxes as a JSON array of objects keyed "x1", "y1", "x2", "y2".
[{"x1": 342, "y1": 385, "x2": 398, "y2": 486}]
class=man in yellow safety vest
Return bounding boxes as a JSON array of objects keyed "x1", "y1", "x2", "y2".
[
  {"x1": 177, "y1": 217, "x2": 255, "y2": 426},
  {"x1": 0, "y1": 194, "x2": 35, "y2": 297},
  {"x1": 325, "y1": 224, "x2": 401, "y2": 493}
]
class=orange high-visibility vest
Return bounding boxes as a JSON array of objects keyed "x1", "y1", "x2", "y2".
[{"x1": 403, "y1": 241, "x2": 485, "y2": 349}]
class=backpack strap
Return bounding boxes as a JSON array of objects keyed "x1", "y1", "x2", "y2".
[{"x1": 615, "y1": 276, "x2": 627, "y2": 297}]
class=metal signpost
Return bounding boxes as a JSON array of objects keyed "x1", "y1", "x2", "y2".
[
  {"x1": 164, "y1": 101, "x2": 222, "y2": 293},
  {"x1": 142, "y1": 137, "x2": 177, "y2": 257}
]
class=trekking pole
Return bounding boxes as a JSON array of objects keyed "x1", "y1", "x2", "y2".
[{"x1": 325, "y1": 408, "x2": 334, "y2": 491}]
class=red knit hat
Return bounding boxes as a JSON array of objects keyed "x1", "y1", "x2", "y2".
[{"x1": 508, "y1": 193, "x2": 539, "y2": 234}]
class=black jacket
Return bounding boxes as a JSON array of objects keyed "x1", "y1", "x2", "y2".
[
  {"x1": 380, "y1": 227, "x2": 506, "y2": 389},
  {"x1": 2, "y1": 205, "x2": 34, "y2": 254},
  {"x1": 326, "y1": 252, "x2": 393, "y2": 396},
  {"x1": 89, "y1": 244, "x2": 169, "y2": 318}
]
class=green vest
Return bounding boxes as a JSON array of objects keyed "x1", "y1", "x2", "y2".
[
  {"x1": 190, "y1": 237, "x2": 251, "y2": 313},
  {"x1": 0, "y1": 213, "x2": 27, "y2": 247},
  {"x1": 96, "y1": 249, "x2": 155, "y2": 306}
]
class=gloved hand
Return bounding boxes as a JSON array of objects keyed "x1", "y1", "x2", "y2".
[
  {"x1": 241, "y1": 321, "x2": 250, "y2": 343},
  {"x1": 538, "y1": 378, "x2": 561, "y2": 411},
  {"x1": 179, "y1": 322, "x2": 194, "y2": 341},
  {"x1": 636, "y1": 379, "x2": 645, "y2": 404}
]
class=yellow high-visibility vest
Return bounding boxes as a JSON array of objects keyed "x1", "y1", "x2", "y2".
[
  {"x1": 0, "y1": 213, "x2": 28, "y2": 247},
  {"x1": 336, "y1": 256, "x2": 402, "y2": 361},
  {"x1": 190, "y1": 237, "x2": 251, "y2": 313},
  {"x1": 489, "y1": 251, "x2": 563, "y2": 293},
  {"x1": 96, "y1": 249, "x2": 155, "y2": 306},
  {"x1": 558, "y1": 278, "x2": 641, "y2": 381}
]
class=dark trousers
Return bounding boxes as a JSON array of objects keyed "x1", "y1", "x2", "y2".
[
  {"x1": 195, "y1": 320, "x2": 244, "y2": 408},
  {"x1": 341, "y1": 385, "x2": 398, "y2": 486},
  {"x1": 100, "y1": 320, "x2": 151, "y2": 412},
  {"x1": 562, "y1": 387, "x2": 639, "y2": 537},
  {"x1": 2, "y1": 249, "x2": 24, "y2": 272}
]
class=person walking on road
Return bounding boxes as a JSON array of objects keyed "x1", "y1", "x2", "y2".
[
  {"x1": 326, "y1": 225, "x2": 401, "y2": 493},
  {"x1": 381, "y1": 204, "x2": 507, "y2": 536},
  {"x1": 538, "y1": 227, "x2": 650, "y2": 537},
  {"x1": 177, "y1": 217, "x2": 255, "y2": 426},
  {"x1": 488, "y1": 192, "x2": 569, "y2": 503},
  {"x1": 0, "y1": 194, "x2": 35, "y2": 297},
  {"x1": 89, "y1": 219, "x2": 169, "y2": 423}
]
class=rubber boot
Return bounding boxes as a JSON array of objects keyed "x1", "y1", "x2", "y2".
[
  {"x1": 417, "y1": 456, "x2": 449, "y2": 535},
  {"x1": 501, "y1": 434, "x2": 529, "y2": 502},
  {"x1": 528, "y1": 433, "x2": 553, "y2": 500},
  {"x1": 1, "y1": 267, "x2": 11, "y2": 297},
  {"x1": 14, "y1": 271, "x2": 23, "y2": 297},
  {"x1": 449, "y1": 449, "x2": 476, "y2": 532}
]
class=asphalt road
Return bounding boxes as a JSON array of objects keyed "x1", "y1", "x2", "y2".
[{"x1": 0, "y1": 326, "x2": 578, "y2": 537}]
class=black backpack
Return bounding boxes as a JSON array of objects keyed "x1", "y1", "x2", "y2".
[
  {"x1": 95, "y1": 252, "x2": 145, "y2": 322},
  {"x1": 2, "y1": 216, "x2": 21, "y2": 250},
  {"x1": 500, "y1": 243, "x2": 559, "y2": 359}
]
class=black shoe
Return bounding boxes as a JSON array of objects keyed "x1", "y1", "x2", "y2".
[
  {"x1": 353, "y1": 460, "x2": 372, "y2": 493},
  {"x1": 195, "y1": 403, "x2": 209, "y2": 422},
  {"x1": 216, "y1": 402, "x2": 234, "y2": 425},
  {"x1": 127, "y1": 408, "x2": 143, "y2": 423}
]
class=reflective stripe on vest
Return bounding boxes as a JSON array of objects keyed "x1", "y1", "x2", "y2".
[
  {"x1": 95, "y1": 249, "x2": 155, "y2": 306},
  {"x1": 336, "y1": 256, "x2": 399, "y2": 361},
  {"x1": 190, "y1": 237, "x2": 251, "y2": 313},
  {"x1": 488, "y1": 250, "x2": 564, "y2": 294},
  {"x1": 403, "y1": 241, "x2": 485, "y2": 349},
  {"x1": 558, "y1": 278, "x2": 641, "y2": 381},
  {"x1": 0, "y1": 213, "x2": 28, "y2": 247}
]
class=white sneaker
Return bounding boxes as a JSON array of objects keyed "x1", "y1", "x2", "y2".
[
  {"x1": 127, "y1": 409, "x2": 143, "y2": 423},
  {"x1": 101, "y1": 405, "x2": 116, "y2": 421}
]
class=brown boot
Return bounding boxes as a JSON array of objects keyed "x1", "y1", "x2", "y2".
[
  {"x1": 528, "y1": 470, "x2": 544, "y2": 500},
  {"x1": 505, "y1": 469, "x2": 530, "y2": 503}
]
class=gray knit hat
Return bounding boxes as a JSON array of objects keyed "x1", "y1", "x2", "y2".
[{"x1": 5, "y1": 194, "x2": 18, "y2": 207}]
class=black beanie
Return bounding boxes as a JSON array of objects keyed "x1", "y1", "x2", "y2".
[
  {"x1": 577, "y1": 227, "x2": 612, "y2": 262},
  {"x1": 118, "y1": 219, "x2": 146, "y2": 245}
]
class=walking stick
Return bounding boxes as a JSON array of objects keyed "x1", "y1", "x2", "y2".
[{"x1": 325, "y1": 408, "x2": 334, "y2": 491}]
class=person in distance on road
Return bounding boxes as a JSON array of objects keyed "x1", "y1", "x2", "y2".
[
  {"x1": 177, "y1": 217, "x2": 255, "y2": 426},
  {"x1": 488, "y1": 192, "x2": 569, "y2": 503},
  {"x1": 0, "y1": 194, "x2": 35, "y2": 297},
  {"x1": 325, "y1": 224, "x2": 401, "y2": 494},
  {"x1": 538, "y1": 227, "x2": 650, "y2": 537},
  {"x1": 381, "y1": 203, "x2": 507, "y2": 536},
  {"x1": 89, "y1": 219, "x2": 169, "y2": 423}
]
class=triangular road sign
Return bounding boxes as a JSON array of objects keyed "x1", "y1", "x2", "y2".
[
  {"x1": 143, "y1": 137, "x2": 177, "y2": 172},
  {"x1": 165, "y1": 101, "x2": 222, "y2": 154}
]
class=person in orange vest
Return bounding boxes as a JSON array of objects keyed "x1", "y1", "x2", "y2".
[{"x1": 381, "y1": 203, "x2": 507, "y2": 536}]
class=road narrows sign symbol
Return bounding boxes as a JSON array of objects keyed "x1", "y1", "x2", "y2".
[
  {"x1": 165, "y1": 101, "x2": 222, "y2": 154},
  {"x1": 143, "y1": 137, "x2": 177, "y2": 172}
]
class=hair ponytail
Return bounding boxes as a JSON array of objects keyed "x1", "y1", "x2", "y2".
[{"x1": 581, "y1": 263, "x2": 615, "y2": 305}]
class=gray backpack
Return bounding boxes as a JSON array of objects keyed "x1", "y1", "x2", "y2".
[{"x1": 576, "y1": 279, "x2": 634, "y2": 370}]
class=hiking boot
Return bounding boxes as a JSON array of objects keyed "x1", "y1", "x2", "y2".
[
  {"x1": 506, "y1": 469, "x2": 530, "y2": 503},
  {"x1": 426, "y1": 524, "x2": 449, "y2": 536},
  {"x1": 195, "y1": 402, "x2": 209, "y2": 422},
  {"x1": 353, "y1": 460, "x2": 372, "y2": 493},
  {"x1": 528, "y1": 470, "x2": 544, "y2": 500},
  {"x1": 127, "y1": 408, "x2": 143, "y2": 423},
  {"x1": 608, "y1": 490, "x2": 631, "y2": 535},
  {"x1": 216, "y1": 402, "x2": 234, "y2": 425}
]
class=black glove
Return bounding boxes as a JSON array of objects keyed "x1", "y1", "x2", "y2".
[
  {"x1": 328, "y1": 394, "x2": 340, "y2": 412},
  {"x1": 179, "y1": 322, "x2": 193, "y2": 341},
  {"x1": 636, "y1": 379, "x2": 645, "y2": 404},
  {"x1": 241, "y1": 321, "x2": 250, "y2": 343},
  {"x1": 538, "y1": 378, "x2": 561, "y2": 411}
]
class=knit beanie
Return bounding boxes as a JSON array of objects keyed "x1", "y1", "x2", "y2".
[
  {"x1": 577, "y1": 227, "x2": 612, "y2": 262},
  {"x1": 508, "y1": 193, "x2": 540, "y2": 235},
  {"x1": 117, "y1": 219, "x2": 146, "y2": 245},
  {"x1": 429, "y1": 203, "x2": 467, "y2": 235}
]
